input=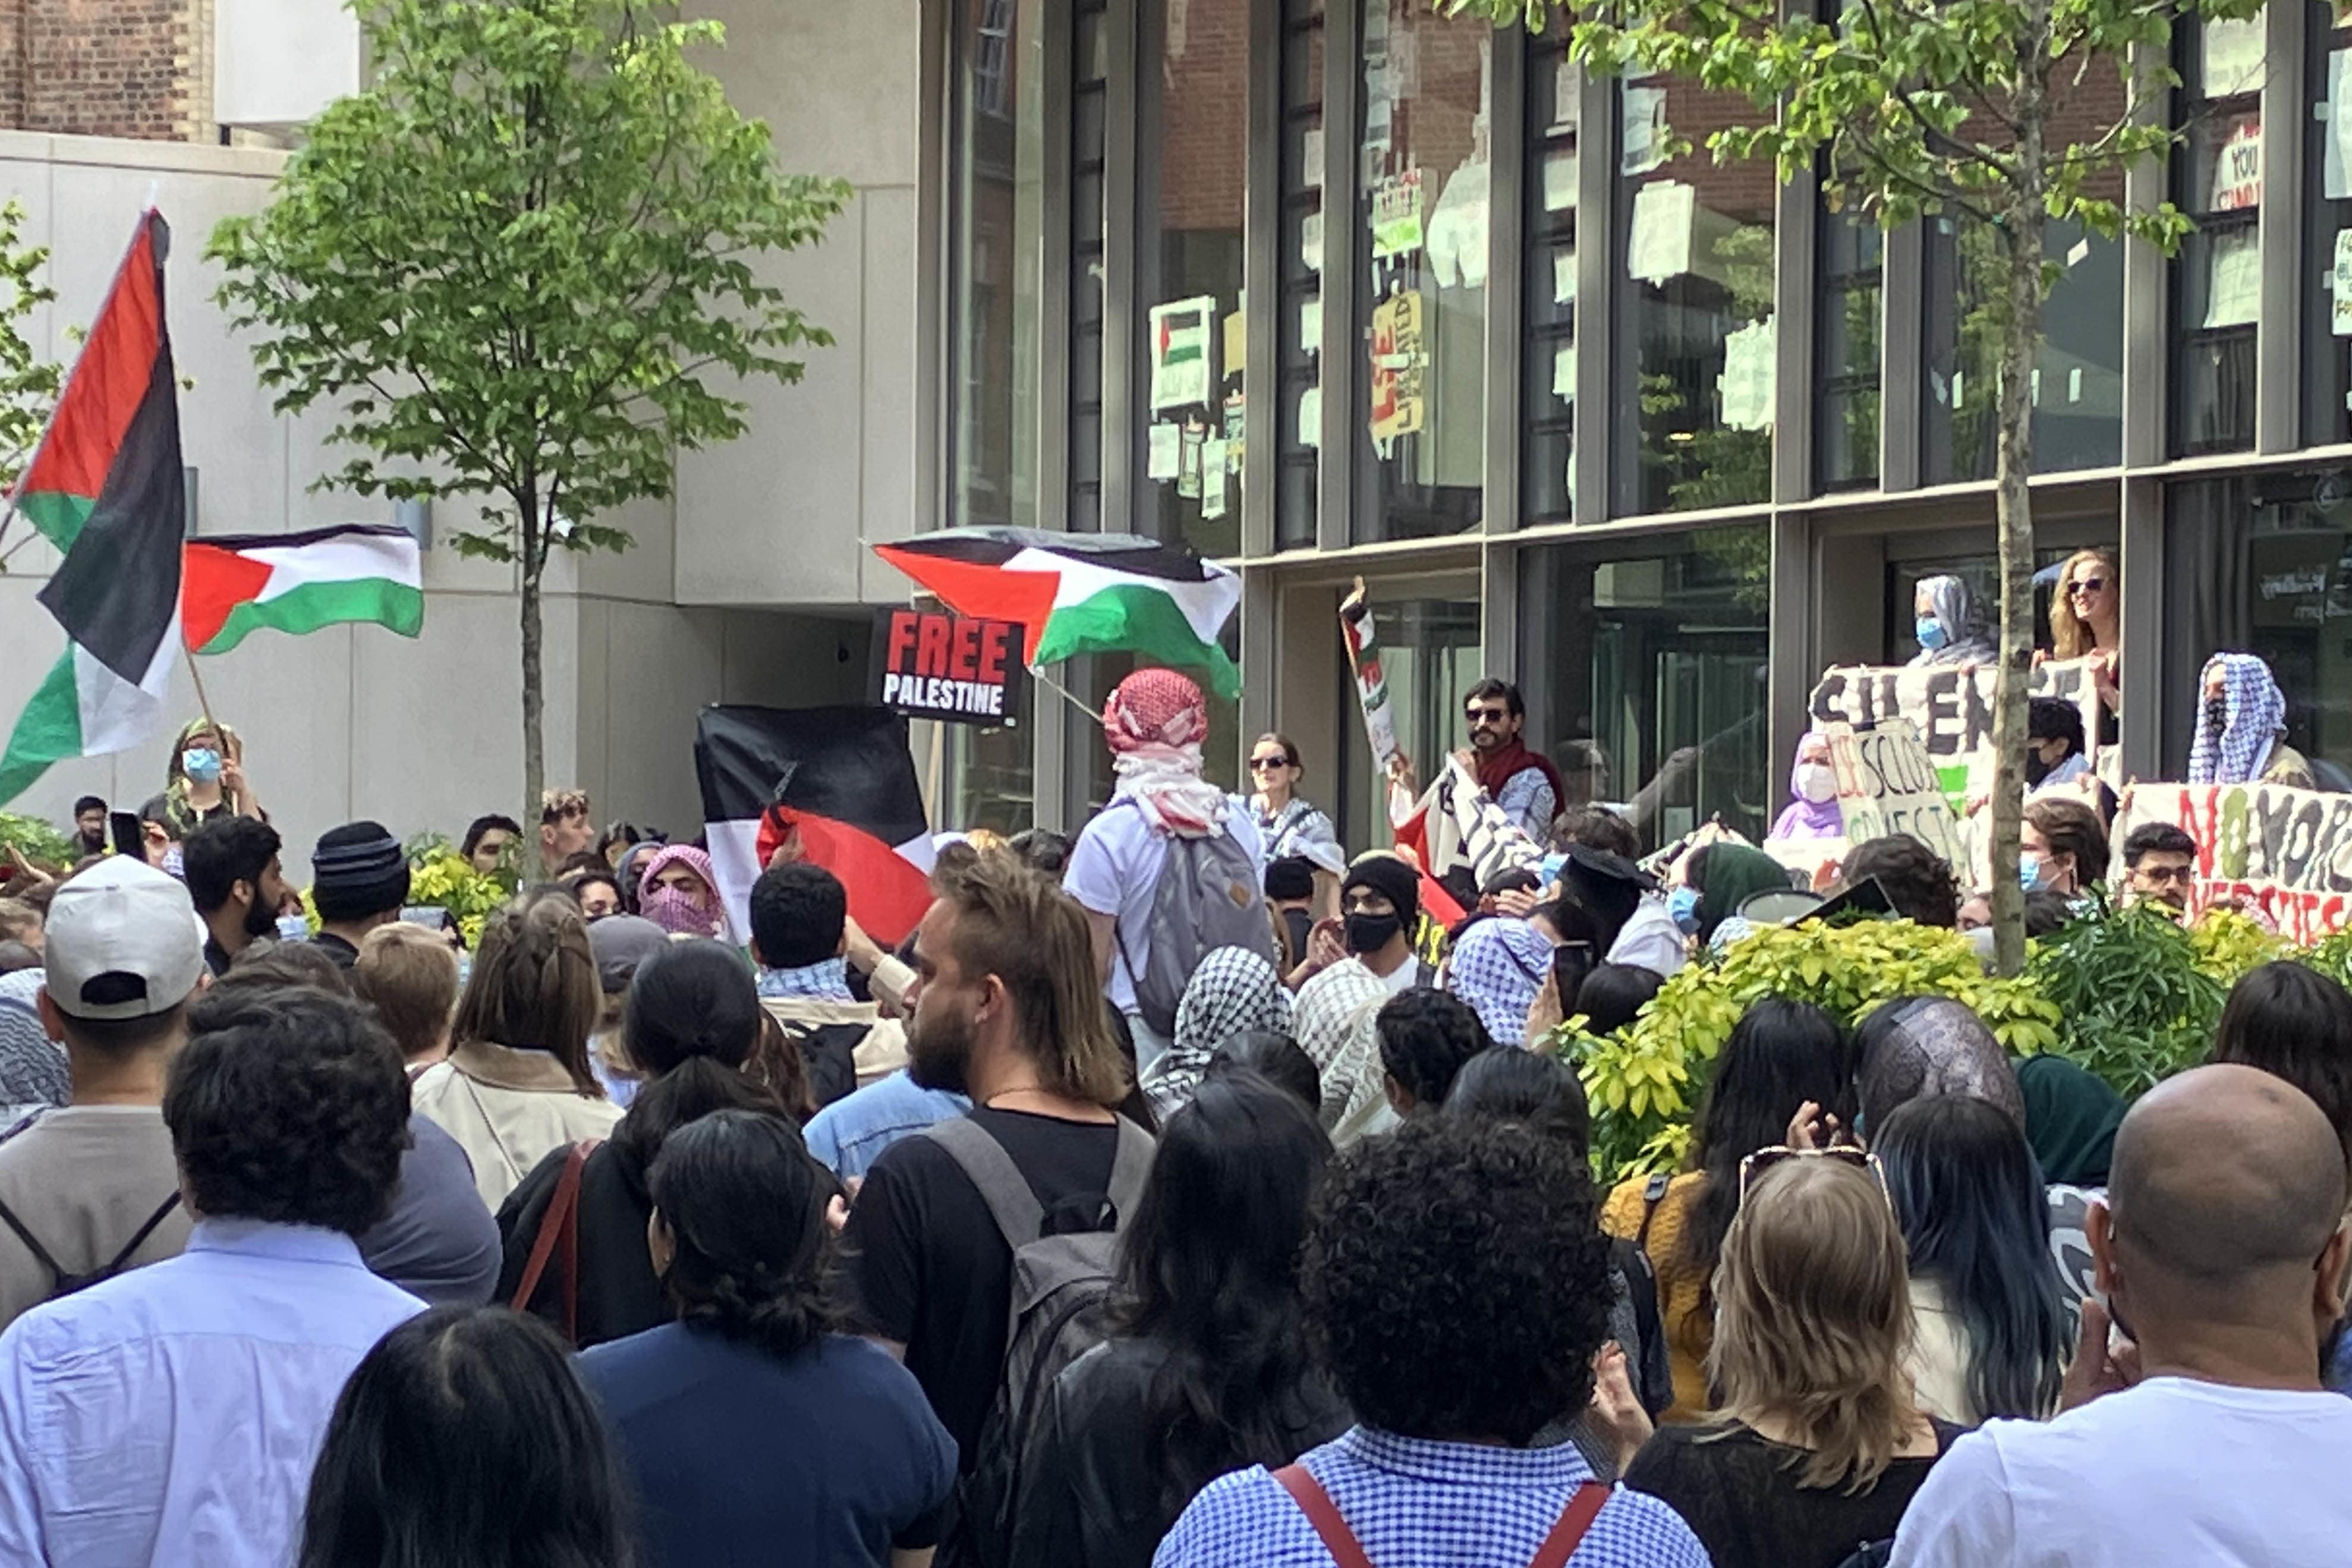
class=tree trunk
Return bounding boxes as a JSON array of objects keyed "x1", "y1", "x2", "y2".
[
  {"x1": 519, "y1": 514, "x2": 546, "y2": 827},
  {"x1": 1989, "y1": 192, "x2": 2049, "y2": 974}
]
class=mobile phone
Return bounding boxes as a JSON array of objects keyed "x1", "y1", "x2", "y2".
[
  {"x1": 109, "y1": 812, "x2": 145, "y2": 859},
  {"x1": 1553, "y1": 940, "x2": 1596, "y2": 1005}
]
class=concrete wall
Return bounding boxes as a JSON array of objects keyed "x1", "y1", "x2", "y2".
[
  {"x1": 672, "y1": 0, "x2": 928, "y2": 610},
  {"x1": 0, "y1": 131, "x2": 886, "y2": 880}
]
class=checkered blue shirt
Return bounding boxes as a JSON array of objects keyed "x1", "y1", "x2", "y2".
[
  {"x1": 755, "y1": 958, "x2": 854, "y2": 1002},
  {"x1": 1154, "y1": 1425, "x2": 1712, "y2": 1567}
]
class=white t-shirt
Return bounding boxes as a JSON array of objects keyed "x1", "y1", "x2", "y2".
[
  {"x1": 1065, "y1": 797, "x2": 1265, "y2": 1013},
  {"x1": 1607, "y1": 894, "x2": 1688, "y2": 978},
  {"x1": 1891, "y1": 1376, "x2": 2352, "y2": 1567}
]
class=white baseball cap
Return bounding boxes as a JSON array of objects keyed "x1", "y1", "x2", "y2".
[{"x1": 43, "y1": 857, "x2": 206, "y2": 1021}]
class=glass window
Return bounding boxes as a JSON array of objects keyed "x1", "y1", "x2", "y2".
[
  {"x1": 1519, "y1": 26, "x2": 1577, "y2": 525},
  {"x1": 1068, "y1": 0, "x2": 1110, "y2": 531},
  {"x1": 1351, "y1": 0, "x2": 1490, "y2": 541},
  {"x1": 1518, "y1": 525, "x2": 1773, "y2": 846},
  {"x1": 2172, "y1": 15, "x2": 2262, "y2": 456},
  {"x1": 2304, "y1": 2, "x2": 2352, "y2": 445},
  {"x1": 1330, "y1": 593, "x2": 1485, "y2": 843},
  {"x1": 2165, "y1": 470, "x2": 2352, "y2": 786},
  {"x1": 1133, "y1": 0, "x2": 1249, "y2": 558},
  {"x1": 1922, "y1": 215, "x2": 2123, "y2": 483},
  {"x1": 947, "y1": 0, "x2": 1046, "y2": 529},
  {"x1": 1815, "y1": 188, "x2": 1881, "y2": 492},
  {"x1": 1611, "y1": 78, "x2": 1775, "y2": 517},
  {"x1": 1277, "y1": 0, "x2": 1324, "y2": 550}
]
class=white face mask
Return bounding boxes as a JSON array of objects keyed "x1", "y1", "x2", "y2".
[{"x1": 1795, "y1": 761, "x2": 1837, "y2": 805}]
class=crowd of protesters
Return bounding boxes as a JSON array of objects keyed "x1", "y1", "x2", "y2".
[{"x1": 0, "y1": 662, "x2": 2345, "y2": 1568}]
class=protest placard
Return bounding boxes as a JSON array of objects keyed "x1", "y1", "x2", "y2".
[
  {"x1": 1822, "y1": 718, "x2": 1970, "y2": 871},
  {"x1": 1806, "y1": 657, "x2": 2107, "y2": 805},
  {"x1": 2109, "y1": 782, "x2": 2352, "y2": 943}
]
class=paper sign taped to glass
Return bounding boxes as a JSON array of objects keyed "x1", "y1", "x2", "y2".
[
  {"x1": 2209, "y1": 118, "x2": 2262, "y2": 212},
  {"x1": 1718, "y1": 318, "x2": 1775, "y2": 432},
  {"x1": 1368, "y1": 289, "x2": 1428, "y2": 441},
  {"x1": 1620, "y1": 85, "x2": 1670, "y2": 176},
  {"x1": 2203, "y1": 15, "x2": 2266, "y2": 98},
  {"x1": 1199, "y1": 438, "x2": 1229, "y2": 519},
  {"x1": 2334, "y1": 230, "x2": 2352, "y2": 337},
  {"x1": 2110, "y1": 782, "x2": 2352, "y2": 944},
  {"x1": 1371, "y1": 168, "x2": 1427, "y2": 260},
  {"x1": 2328, "y1": 51, "x2": 2352, "y2": 201},
  {"x1": 1148, "y1": 296, "x2": 1219, "y2": 411},
  {"x1": 1628, "y1": 181, "x2": 1695, "y2": 284}
]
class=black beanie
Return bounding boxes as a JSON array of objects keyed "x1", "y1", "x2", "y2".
[
  {"x1": 310, "y1": 821, "x2": 411, "y2": 922},
  {"x1": 1341, "y1": 853, "x2": 1421, "y2": 922},
  {"x1": 1264, "y1": 854, "x2": 1317, "y2": 902}
]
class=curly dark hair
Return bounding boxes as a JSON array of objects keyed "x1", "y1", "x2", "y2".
[
  {"x1": 1841, "y1": 835, "x2": 1961, "y2": 928},
  {"x1": 1301, "y1": 1116, "x2": 1608, "y2": 1445},
  {"x1": 166, "y1": 987, "x2": 411, "y2": 1236},
  {"x1": 1374, "y1": 989, "x2": 1491, "y2": 1110}
]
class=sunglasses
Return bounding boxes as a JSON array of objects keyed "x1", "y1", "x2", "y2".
[
  {"x1": 1737, "y1": 1145, "x2": 1893, "y2": 1212},
  {"x1": 1250, "y1": 755, "x2": 1293, "y2": 772},
  {"x1": 1465, "y1": 706, "x2": 1511, "y2": 724},
  {"x1": 2066, "y1": 577, "x2": 2108, "y2": 598}
]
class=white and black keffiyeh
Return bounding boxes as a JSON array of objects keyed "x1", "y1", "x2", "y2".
[
  {"x1": 1443, "y1": 918, "x2": 1553, "y2": 1048},
  {"x1": 1141, "y1": 946, "x2": 1293, "y2": 1122}
]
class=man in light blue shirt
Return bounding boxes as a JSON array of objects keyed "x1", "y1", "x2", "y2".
[
  {"x1": 0, "y1": 985, "x2": 422, "y2": 1567},
  {"x1": 805, "y1": 1068, "x2": 969, "y2": 1182}
]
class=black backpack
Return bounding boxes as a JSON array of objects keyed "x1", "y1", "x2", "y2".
[
  {"x1": 771, "y1": 1018, "x2": 868, "y2": 1109},
  {"x1": 0, "y1": 1192, "x2": 181, "y2": 1299},
  {"x1": 925, "y1": 1114, "x2": 1155, "y2": 1568}
]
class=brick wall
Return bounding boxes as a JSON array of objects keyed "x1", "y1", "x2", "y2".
[{"x1": 0, "y1": 0, "x2": 213, "y2": 141}]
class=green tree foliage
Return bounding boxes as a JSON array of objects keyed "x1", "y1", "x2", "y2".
[
  {"x1": 0, "y1": 201, "x2": 58, "y2": 498},
  {"x1": 209, "y1": 0, "x2": 851, "y2": 810},
  {"x1": 1446, "y1": 0, "x2": 2259, "y2": 975}
]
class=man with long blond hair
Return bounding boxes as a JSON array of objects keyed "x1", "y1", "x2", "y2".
[{"x1": 842, "y1": 852, "x2": 1151, "y2": 1497}]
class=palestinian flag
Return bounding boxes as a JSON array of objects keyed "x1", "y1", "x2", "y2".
[
  {"x1": 695, "y1": 705, "x2": 936, "y2": 949},
  {"x1": 872, "y1": 527, "x2": 1242, "y2": 698},
  {"x1": 0, "y1": 210, "x2": 184, "y2": 807},
  {"x1": 184, "y1": 524, "x2": 424, "y2": 654}
]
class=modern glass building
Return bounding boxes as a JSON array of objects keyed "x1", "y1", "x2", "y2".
[{"x1": 921, "y1": 0, "x2": 2352, "y2": 847}]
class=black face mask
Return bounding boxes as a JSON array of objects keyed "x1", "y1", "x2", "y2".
[
  {"x1": 1343, "y1": 911, "x2": 1403, "y2": 954},
  {"x1": 2205, "y1": 695, "x2": 2230, "y2": 736}
]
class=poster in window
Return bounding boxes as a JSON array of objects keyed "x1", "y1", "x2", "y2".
[
  {"x1": 1371, "y1": 169, "x2": 1427, "y2": 259},
  {"x1": 1627, "y1": 181, "x2": 1695, "y2": 284},
  {"x1": 2209, "y1": 118, "x2": 2261, "y2": 212},
  {"x1": 2203, "y1": 228, "x2": 2259, "y2": 329},
  {"x1": 2333, "y1": 230, "x2": 2352, "y2": 337},
  {"x1": 2202, "y1": 16, "x2": 2265, "y2": 98},
  {"x1": 1148, "y1": 297, "x2": 1218, "y2": 411},
  {"x1": 2328, "y1": 51, "x2": 2352, "y2": 200},
  {"x1": 1368, "y1": 289, "x2": 1427, "y2": 442},
  {"x1": 1620, "y1": 85, "x2": 1670, "y2": 176},
  {"x1": 1718, "y1": 317, "x2": 1775, "y2": 432},
  {"x1": 1199, "y1": 438, "x2": 1229, "y2": 519}
]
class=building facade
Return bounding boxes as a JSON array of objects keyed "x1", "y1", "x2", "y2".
[
  {"x1": 5, "y1": 0, "x2": 2350, "y2": 873},
  {"x1": 931, "y1": 0, "x2": 2352, "y2": 855}
]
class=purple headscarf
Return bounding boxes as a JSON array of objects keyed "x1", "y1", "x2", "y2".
[
  {"x1": 635, "y1": 844, "x2": 729, "y2": 941},
  {"x1": 1768, "y1": 732, "x2": 1844, "y2": 840}
]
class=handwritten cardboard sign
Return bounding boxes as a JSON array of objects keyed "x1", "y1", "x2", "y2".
[
  {"x1": 1823, "y1": 718, "x2": 1970, "y2": 871},
  {"x1": 2110, "y1": 782, "x2": 2352, "y2": 943}
]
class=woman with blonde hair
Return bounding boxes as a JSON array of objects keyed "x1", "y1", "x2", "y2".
[
  {"x1": 140, "y1": 716, "x2": 265, "y2": 840},
  {"x1": 2046, "y1": 547, "x2": 2121, "y2": 734},
  {"x1": 1622, "y1": 1153, "x2": 1962, "y2": 1568},
  {"x1": 412, "y1": 886, "x2": 623, "y2": 1206}
]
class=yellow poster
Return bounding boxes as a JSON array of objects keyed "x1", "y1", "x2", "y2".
[{"x1": 1368, "y1": 289, "x2": 1427, "y2": 442}]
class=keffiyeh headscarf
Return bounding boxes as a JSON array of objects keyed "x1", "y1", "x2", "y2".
[
  {"x1": 1103, "y1": 668, "x2": 1228, "y2": 839},
  {"x1": 1142, "y1": 946, "x2": 1293, "y2": 1122},
  {"x1": 2188, "y1": 653, "x2": 2288, "y2": 785},
  {"x1": 1856, "y1": 996, "x2": 2025, "y2": 1136},
  {"x1": 1293, "y1": 961, "x2": 1389, "y2": 1132},
  {"x1": 1444, "y1": 918, "x2": 1553, "y2": 1048},
  {"x1": 635, "y1": 844, "x2": 729, "y2": 941},
  {"x1": 0, "y1": 969, "x2": 67, "y2": 1122}
]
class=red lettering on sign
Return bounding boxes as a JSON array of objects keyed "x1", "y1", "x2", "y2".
[
  {"x1": 887, "y1": 610, "x2": 920, "y2": 674},
  {"x1": 978, "y1": 621, "x2": 1009, "y2": 683},
  {"x1": 917, "y1": 614, "x2": 950, "y2": 676},
  {"x1": 949, "y1": 616, "x2": 981, "y2": 680}
]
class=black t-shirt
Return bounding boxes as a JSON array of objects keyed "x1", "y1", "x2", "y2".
[
  {"x1": 1623, "y1": 1418, "x2": 1964, "y2": 1568},
  {"x1": 842, "y1": 1107, "x2": 1122, "y2": 1470}
]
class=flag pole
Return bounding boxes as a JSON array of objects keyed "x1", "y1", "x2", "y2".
[{"x1": 180, "y1": 640, "x2": 226, "y2": 778}]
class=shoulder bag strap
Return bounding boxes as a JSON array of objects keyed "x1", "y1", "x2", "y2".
[
  {"x1": 511, "y1": 1139, "x2": 598, "y2": 1339},
  {"x1": 0, "y1": 1194, "x2": 63, "y2": 1283},
  {"x1": 1526, "y1": 1482, "x2": 1613, "y2": 1568},
  {"x1": 1272, "y1": 1463, "x2": 1377, "y2": 1568},
  {"x1": 921, "y1": 1116, "x2": 1046, "y2": 1251},
  {"x1": 1103, "y1": 1117, "x2": 1157, "y2": 1228},
  {"x1": 1633, "y1": 1173, "x2": 1672, "y2": 1254},
  {"x1": 104, "y1": 1194, "x2": 183, "y2": 1274}
]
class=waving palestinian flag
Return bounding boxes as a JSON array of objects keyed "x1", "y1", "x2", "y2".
[
  {"x1": 0, "y1": 210, "x2": 184, "y2": 807},
  {"x1": 182, "y1": 524, "x2": 423, "y2": 653},
  {"x1": 872, "y1": 527, "x2": 1242, "y2": 698}
]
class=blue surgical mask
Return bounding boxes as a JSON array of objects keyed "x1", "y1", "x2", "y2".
[
  {"x1": 1539, "y1": 852, "x2": 1567, "y2": 886},
  {"x1": 276, "y1": 915, "x2": 309, "y2": 943},
  {"x1": 1915, "y1": 616, "x2": 1948, "y2": 651},
  {"x1": 2020, "y1": 855, "x2": 2047, "y2": 891},
  {"x1": 1668, "y1": 885, "x2": 1702, "y2": 935},
  {"x1": 182, "y1": 746, "x2": 223, "y2": 783}
]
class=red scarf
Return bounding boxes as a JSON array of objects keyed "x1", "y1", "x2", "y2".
[{"x1": 1474, "y1": 736, "x2": 1566, "y2": 814}]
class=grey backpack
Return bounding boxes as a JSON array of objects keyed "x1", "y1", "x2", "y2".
[
  {"x1": 1114, "y1": 799, "x2": 1275, "y2": 1037},
  {"x1": 923, "y1": 1114, "x2": 1155, "y2": 1568}
]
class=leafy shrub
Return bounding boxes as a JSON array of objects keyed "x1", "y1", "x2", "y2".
[
  {"x1": 2026, "y1": 899, "x2": 2233, "y2": 1098},
  {"x1": 1556, "y1": 919, "x2": 2058, "y2": 1182},
  {"x1": 0, "y1": 811, "x2": 75, "y2": 876}
]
